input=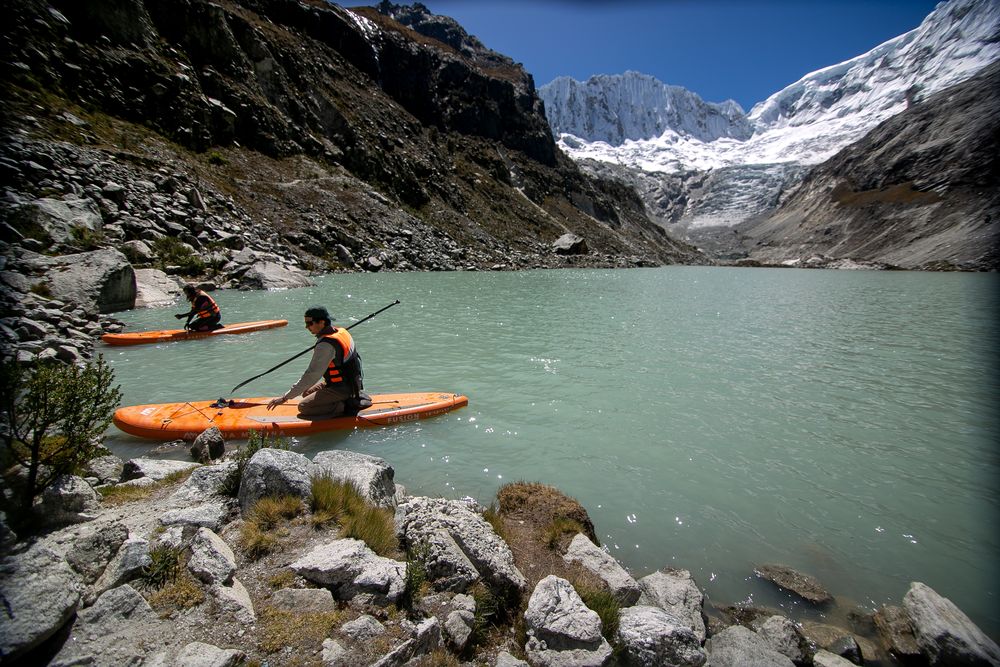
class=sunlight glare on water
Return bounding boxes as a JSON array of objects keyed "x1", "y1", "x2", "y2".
[{"x1": 101, "y1": 267, "x2": 1000, "y2": 637}]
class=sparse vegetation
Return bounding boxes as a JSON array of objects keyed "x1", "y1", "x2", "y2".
[
  {"x1": 257, "y1": 606, "x2": 342, "y2": 655},
  {"x1": 140, "y1": 545, "x2": 184, "y2": 590},
  {"x1": 399, "y1": 544, "x2": 430, "y2": 612},
  {"x1": 207, "y1": 151, "x2": 228, "y2": 166},
  {"x1": 310, "y1": 473, "x2": 398, "y2": 556},
  {"x1": 239, "y1": 511, "x2": 284, "y2": 560},
  {"x1": 146, "y1": 570, "x2": 206, "y2": 615},
  {"x1": 574, "y1": 582, "x2": 621, "y2": 644},
  {"x1": 68, "y1": 224, "x2": 105, "y2": 250},
  {"x1": 151, "y1": 235, "x2": 205, "y2": 276},
  {"x1": 28, "y1": 281, "x2": 51, "y2": 298},
  {"x1": 98, "y1": 467, "x2": 195, "y2": 505},
  {"x1": 543, "y1": 517, "x2": 585, "y2": 551},
  {"x1": 268, "y1": 569, "x2": 296, "y2": 590},
  {"x1": 0, "y1": 355, "x2": 122, "y2": 532},
  {"x1": 249, "y1": 494, "x2": 303, "y2": 528}
]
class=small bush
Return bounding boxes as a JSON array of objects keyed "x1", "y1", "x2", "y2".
[
  {"x1": 250, "y1": 494, "x2": 303, "y2": 529},
  {"x1": 207, "y1": 151, "x2": 228, "y2": 166},
  {"x1": 543, "y1": 517, "x2": 585, "y2": 551},
  {"x1": 220, "y1": 430, "x2": 289, "y2": 497},
  {"x1": 574, "y1": 583, "x2": 620, "y2": 643},
  {"x1": 151, "y1": 236, "x2": 205, "y2": 276},
  {"x1": 28, "y1": 282, "x2": 51, "y2": 298},
  {"x1": 141, "y1": 545, "x2": 183, "y2": 590},
  {"x1": 69, "y1": 224, "x2": 105, "y2": 250},
  {"x1": 399, "y1": 544, "x2": 429, "y2": 612},
  {"x1": 147, "y1": 569, "x2": 205, "y2": 614},
  {"x1": 310, "y1": 473, "x2": 365, "y2": 525},
  {"x1": 341, "y1": 504, "x2": 397, "y2": 556}
]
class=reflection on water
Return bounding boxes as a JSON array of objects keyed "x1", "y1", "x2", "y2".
[{"x1": 102, "y1": 267, "x2": 1000, "y2": 638}]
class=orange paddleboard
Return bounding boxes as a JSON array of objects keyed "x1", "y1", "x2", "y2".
[
  {"x1": 101, "y1": 320, "x2": 288, "y2": 346},
  {"x1": 113, "y1": 392, "x2": 469, "y2": 440}
]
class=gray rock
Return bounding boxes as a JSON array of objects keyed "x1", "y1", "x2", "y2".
[
  {"x1": 82, "y1": 454, "x2": 124, "y2": 485},
  {"x1": 903, "y1": 581, "x2": 1000, "y2": 666},
  {"x1": 637, "y1": 568, "x2": 706, "y2": 641},
  {"x1": 79, "y1": 583, "x2": 153, "y2": 625},
  {"x1": 322, "y1": 638, "x2": 351, "y2": 666},
  {"x1": 63, "y1": 520, "x2": 129, "y2": 584},
  {"x1": 41, "y1": 247, "x2": 136, "y2": 313},
  {"x1": 396, "y1": 496, "x2": 525, "y2": 595},
  {"x1": 707, "y1": 625, "x2": 796, "y2": 667},
  {"x1": 270, "y1": 587, "x2": 338, "y2": 613},
  {"x1": 188, "y1": 527, "x2": 236, "y2": 586},
  {"x1": 563, "y1": 532, "x2": 640, "y2": 605},
  {"x1": 37, "y1": 474, "x2": 101, "y2": 527},
  {"x1": 312, "y1": 449, "x2": 396, "y2": 507},
  {"x1": 238, "y1": 448, "x2": 312, "y2": 513},
  {"x1": 617, "y1": 605, "x2": 706, "y2": 667},
  {"x1": 11, "y1": 196, "x2": 102, "y2": 245},
  {"x1": 340, "y1": 613, "x2": 386, "y2": 640},
  {"x1": 0, "y1": 544, "x2": 82, "y2": 660},
  {"x1": 134, "y1": 267, "x2": 182, "y2": 308},
  {"x1": 239, "y1": 261, "x2": 314, "y2": 290},
  {"x1": 174, "y1": 641, "x2": 246, "y2": 667},
  {"x1": 191, "y1": 426, "x2": 226, "y2": 463},
  {"x1": 873, "y1": 604, "x2": 922, "y2": 662},
  {"x1": 160, "y1": 502, "x2": 232, "y2": 532},
  {"x1": 812, "y1": 650, "x2": 857, "y2": 667},
  {"x1": 552, "y1": 233, "x2": 588, "y2": 255},
  {"x1": 754, "y1": 563, "x2": 833, "y2": 605},
  {"x1": 121, "y1": 457, "x2": 200, "y2": 482},
  {"x1": 495, "y1": 652, "x2": 530, "y2": 667},
  {"x1": 524, "y1": 575, "x2": 612, "y2": 667},
  {"x1": 444, "y1": 608, "x2": 475, "y2": 651},
  {"x1": 167, "y1": 461, "x2": 236, "y2": 506},
  {"x1": 371, "y1": 617, "x2": 440, "y2": 667},
  {"x1": 212, "y1": 577, "x2": 255, "y2": 623},
  {"x1": 752, "y1": 615, "x2": 809, "y2": 664},
  {"x1": 87, "y1": 535, "x2": 151, "y2": 603},
  {"x1": 291, "y1": 538, "x2": 406, "y2": 606}
]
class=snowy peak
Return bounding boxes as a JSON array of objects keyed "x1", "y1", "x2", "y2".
[
  {"x1": 748, "y1": 0, "x2": 1000, "y2": 131},
  {"x1": 539, "y1": 71, "x2": 753, "y2": 145}
]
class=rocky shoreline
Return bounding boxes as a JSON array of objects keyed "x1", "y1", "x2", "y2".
[{"x1": 1, "y1": 440, "x2": 998, "y2": 666}]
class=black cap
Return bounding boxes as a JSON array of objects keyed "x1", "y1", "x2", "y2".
[{"x1": 304, "y1": 306, "x2": 332, "y2": 324}]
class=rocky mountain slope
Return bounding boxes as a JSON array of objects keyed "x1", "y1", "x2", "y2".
[
  {"x1": 539, "y1": 0, "x2": 1000, "y2": 267},
  {"x1": 0, "y1": 0, "x2": 708, "y2": 362},
  {"x1": 740, "y1": 60, "x2": 1000, "y2": 270}
]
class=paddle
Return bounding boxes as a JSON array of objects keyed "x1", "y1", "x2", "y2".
[{"x1": 227, "y1": 300, "x2": 400, "y2": 396}]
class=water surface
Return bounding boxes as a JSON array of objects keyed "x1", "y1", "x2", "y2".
[{"x1": 102, "y1": 267, "x2": 1000, "y2": 638}]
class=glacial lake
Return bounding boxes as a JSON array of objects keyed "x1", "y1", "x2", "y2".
[{"x1": 101, "y1": 266, "x2": 1000, "y2": 639}]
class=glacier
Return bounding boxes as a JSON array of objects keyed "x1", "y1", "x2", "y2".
[{"x1": 539, "y1": 0, "x2": 1000, "y2": 229}]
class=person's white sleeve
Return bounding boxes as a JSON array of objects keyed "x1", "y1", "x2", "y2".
[{"x1": 283, "y1": 344, "x2": 335, "y2": 400}]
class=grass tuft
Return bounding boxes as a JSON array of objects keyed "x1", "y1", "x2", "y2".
[
  {"x1": 310, "y1": 473, "x2": 398, "y2": 556},
  {"x1": 239, "y1": 518, "x2": 281, "y2": 560},
  {"x1": 574, "y1": 581, "x2": 621, "y2": 643},
  {"x1": 543, "y1": 517, "x2": 585, "y2": 551},
  {"x1": 258, "y1": 606, "x2": 342, "y2": 655},
  {"x1": 147, "y1": 569, "x2": 205, "y2": 614},
  {"x1": 140, "y1": 545, "x2": 183, "y2": 590},
  {"x1": 250, "y1": 494, "x2": 303, "y2": 529}
]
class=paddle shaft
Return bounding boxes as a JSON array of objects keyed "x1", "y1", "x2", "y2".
[{"x1": 228, "y1": 300, "x2": 400, "y2": 395}]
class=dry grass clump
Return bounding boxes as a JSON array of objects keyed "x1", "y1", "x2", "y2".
[
  {"x1": 496, "y1": 481, "x2": 597, "y2": 544},
  {"x1": 238, "y1": 494, "x2": 302, "y2": 560},
  {"x1": 310, "y1": 473, "x2": 398, "y2": 557},
  {"x1": 257, "y1": 606, "x2": 342, "y2": 655},
  {"x1": 98, "y1": 467, "x2": 197, "y2": 505},
  {"x1": 410, "y1": 649, "x2": 463, "y2": 666},
  {"x1": 146, "y1": 569, "x2": 206, "y2": 615},
  {"x1": 250, "y1": 494, "x2": 303, "y2": 529},
  {"x1": 268, "y1": 569, "x2": 296, "y2": 590},
  {"x1": 572, "y1": 581, "x2": 621, "y2": 643}
]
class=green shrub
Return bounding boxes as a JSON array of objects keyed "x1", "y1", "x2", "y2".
[
  {"x1": 141, "y1": 545, "x2": 183, "y2": 590},
  {"x1": 399, "y1": 544, "x2": 429, "y2": 612},
  {"x1": 151, "y1": 236, "x2": 205, "y2": 276},
  {"x1": 574, "y1": 583, "x2": 620, "y2": 643},
  {"x1": 543, "y1": 517, "x2": 585, "y2": 550},
  {"x1": 207, "y1": 151, "x2": 228, "y2": 166},
  {"x1": 0, "y1": 355, "x2": 122, "y2": 532}
]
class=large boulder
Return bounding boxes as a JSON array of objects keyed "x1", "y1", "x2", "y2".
[
  {"x1": 0, "y1": 544, "x2": 83, "y2": 660},
  {"x1": 238, "y1": 261, "x2": 314, "y2": 290},
  {"x1": 395, "y1": 496, "x2": 525, "y2": 595},
  {"x1": 524, "y1": 575, "x2": 612, "y2": 667},
  {"x1": 8, "y1": 196, "x2": 103, "y2": 246},
  {"x1": 563, "y1": 533, "x2": 640, "y2": 605},
  {"x1": 312, "y1": 450, "x2": 396, "y2": 507},
  {"x1": 617, "y1": 605, "x2": 706, "y2": 667},
  {"x1": 133, "y1": 268, "x2": 183, "y2": 308},
  {"x1": 290, "y1": 538, "x2": 406, "y2": 606},
  {"x1": 552, "y1": 233, "x2": 588, "y2": 255},
  {"x1": 238, "y1": 448, "x2": 313, "y2": 512},
  {"x1": 637, "y1": 568, "x2": 706, "y2": 642},
  {"x1": 707, "y1": 625, "x2": 796, "y2": 667},
  {"x1": 903, "y1": 581, "x2": 1000, "y2": 666},
  {"x1": 41, "y1": 247, "x2": 136, "y2": 313}
]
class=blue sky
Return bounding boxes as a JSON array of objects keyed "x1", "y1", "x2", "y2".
[{"x1": 383, "y1": 0, "x2": 941, "y2": 112}]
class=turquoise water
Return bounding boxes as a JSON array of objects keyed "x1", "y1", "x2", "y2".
[{"x1": 101, "y1": 267, "x2": 1000, "y2": 638}]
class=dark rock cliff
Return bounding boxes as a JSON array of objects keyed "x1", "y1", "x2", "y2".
[
  {"x1": 741, "y1": 60, "x2": 1000, "y2": 271},
  {"x1": 0, "y1": 0, "x2": 706, "y2": 279}
]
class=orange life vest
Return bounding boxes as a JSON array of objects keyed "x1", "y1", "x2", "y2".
[
  {"x1": 320, "y1": 328, "x2": 361, "y2": 389},
  {"x1": 195, "y1": 293, "x2": 220, "y2": 320}
]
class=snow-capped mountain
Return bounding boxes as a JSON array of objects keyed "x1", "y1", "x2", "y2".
[
  {"x1": 541, "y1": 72, "x2": 751, "y2": 145},
  {"x1": 540, "y1": 0, "x2": 1000, "y2": 228}
]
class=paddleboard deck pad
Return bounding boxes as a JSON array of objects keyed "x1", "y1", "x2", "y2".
[
  {"x1": 113, "y1": 392, "x2": 469, "y2": 440},
  {"x1": 101, "y1": 320, "x2": 288, "y2": 346}
]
